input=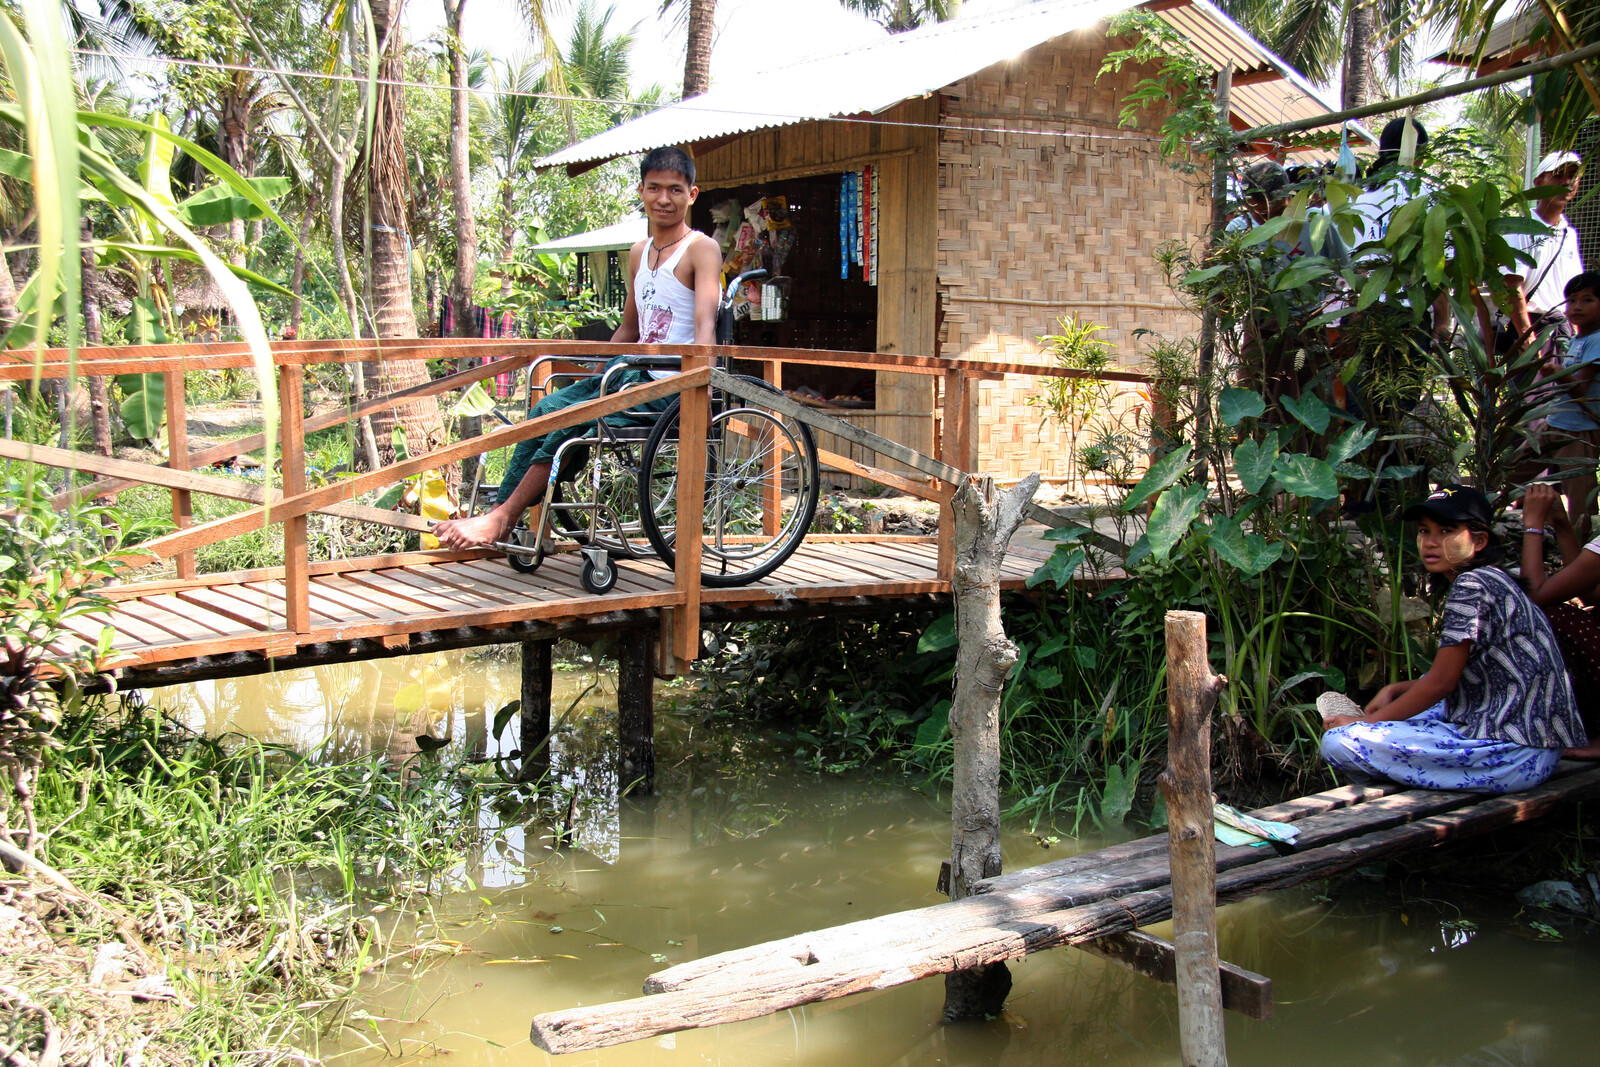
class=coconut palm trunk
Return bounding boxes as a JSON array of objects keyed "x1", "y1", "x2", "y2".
[
  {"x1": 1340, "y1": 0, "x2": 1376, "y2": 109},
  {"x1": 445, "y1": 0, "x2": 483, "y2": 489},
  {"x1": 683, "y1": 0, "x2": 713, "y2": 96},
  {"x1": 361, "y1": 0, "x2": 447, "y2": 466}
]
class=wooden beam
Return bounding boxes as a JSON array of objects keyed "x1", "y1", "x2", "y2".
[
  {"x1": 52, "y1": 353, "x2": 537, "y2": 509},
  {"x1": 165, "y1": 370, "x2": 194, "y2": 579},
  {"x1": 280, "y1": 365, "x2": 310, "y2": 634},
  {"x1": 1229, "y1": 67, "x2": 1283, "y2": 86},
  {"x1": 673, "y1": 355, "x2": 710, "y2": 665},
  {"x1": 7, "y1": 338, "x2": 1151, "y2": 386},
  {"x1": 1077, "y1": 931, "x2": 1272, "y2": 1020},
  {"x1": 0, "y1": 439, "x2": 432, "y2": 536},
  {"x1": 116, "y1": 368, "x2": 709, "y2": 564}
]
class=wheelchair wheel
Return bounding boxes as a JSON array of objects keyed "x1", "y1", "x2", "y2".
[{"x1": 637, "y1": 375, "x2": 819, "y2": 587}]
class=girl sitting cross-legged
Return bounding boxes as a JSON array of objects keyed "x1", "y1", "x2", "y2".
[{"x1": 1320, "y1": 484, "x2": 1587, "y2": 793}]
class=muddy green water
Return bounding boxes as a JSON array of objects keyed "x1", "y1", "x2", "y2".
[{"x1": 151, "y1": 649, "x2": 1600, "y2": 1066}]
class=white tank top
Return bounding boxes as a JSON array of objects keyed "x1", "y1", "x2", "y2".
[{"x1": 635, "y1": 230, "x2": 705, "y2": 345}]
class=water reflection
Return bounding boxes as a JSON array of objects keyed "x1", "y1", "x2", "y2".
[{"x1": 147, "y1": 651, "x2": 1600, "y2": 1066}]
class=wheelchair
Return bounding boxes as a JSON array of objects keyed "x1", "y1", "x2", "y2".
[{"x1": 482, "y1": 273, "x2": 821, "y2": 594}]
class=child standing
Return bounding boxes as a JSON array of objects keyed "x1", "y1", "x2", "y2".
[
  {"x1": 1322, "y1": 485, "x2": 1585, "y2": 793},
  {"x1": 1536, "y1": 271, "x2": 1600, "y2": 541}
]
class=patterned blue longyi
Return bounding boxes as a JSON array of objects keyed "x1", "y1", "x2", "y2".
[{"x1": 1321, "y1": 702, "x2": 1561, "y2": 794}]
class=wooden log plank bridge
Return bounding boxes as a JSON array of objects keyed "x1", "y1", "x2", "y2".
[{"x1": 5, "y1": 337, "x2": 1124, "y2": 767}]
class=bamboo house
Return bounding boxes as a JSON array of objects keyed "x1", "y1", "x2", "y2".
[{"x1": 538, "y1": 0, "x2": 1363, "y2": 483}]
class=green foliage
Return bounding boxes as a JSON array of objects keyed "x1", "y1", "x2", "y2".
[
  {"x1": 0, "y1": 468, "x2": 119, "y2": 852},
  {"x1": 1100, "y1": 10, "x2": 1224, "y2": 170},
  {"x1": 32, "y1": 704, "x2": 503, "y2": 1060}
]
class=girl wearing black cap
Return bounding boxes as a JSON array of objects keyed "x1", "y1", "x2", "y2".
[{"x1": 1321, "y1": 484, "x2": 1586, "y2": 793}]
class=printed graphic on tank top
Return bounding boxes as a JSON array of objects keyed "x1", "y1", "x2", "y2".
[{"x1": 636, "y1": 231, "x2": 703, "y2": 346}]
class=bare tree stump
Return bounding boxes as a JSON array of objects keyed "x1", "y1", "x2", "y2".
[
  {"x1": 942, "y1": 473, "x2": 1038, "y2": 1021},
  {"x1": 1160, "y1": 610, "x2": 1228, "y2": 1067}
]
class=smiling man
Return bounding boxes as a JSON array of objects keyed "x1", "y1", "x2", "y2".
[{"x1": 435, "y1": 145, "x2": 722, "y2": 551}]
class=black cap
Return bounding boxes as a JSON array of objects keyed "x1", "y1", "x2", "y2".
[{"x1": 1402, "y1": 484, "x2": 1493, "y2": 527}]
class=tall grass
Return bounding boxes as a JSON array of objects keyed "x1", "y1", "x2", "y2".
[{"x1": 20, "y1": 702, "x2": 500, "y2": 1061}]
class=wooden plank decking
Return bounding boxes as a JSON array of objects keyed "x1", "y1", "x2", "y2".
[{"x1": 75, "y1": 537, "x2": 1070, "y2": 686}]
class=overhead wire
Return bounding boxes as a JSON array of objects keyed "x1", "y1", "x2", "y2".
[{"x1": 69, "y1": 45, "x2": 1182, "y2": 144}]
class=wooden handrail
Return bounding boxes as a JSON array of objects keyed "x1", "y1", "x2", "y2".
[
  {"x1": 0, "y1": 439, "x2": 432, "y2": 534},
  {"x1": 50, "y1": 351, "x2": 544, "y2": 509},
  {"x1": 114, "y1": 367, "x2": 710, "y2": 565},
  {"x1": 2, "y1": 338, "x2": 1154, "y2": 384}
]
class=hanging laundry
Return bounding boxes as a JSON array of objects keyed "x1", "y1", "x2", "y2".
[{"x1": 438, "y1": 294, "x2": 458, "y2": 338}]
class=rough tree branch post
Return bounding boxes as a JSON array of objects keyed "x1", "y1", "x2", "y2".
[
  {"x1": 1163, "y1": 610, "x2": 1229, "y2": 1067},
  {"x1": 943, "y1": 472, "x2": 1039, "y2": 1019}
]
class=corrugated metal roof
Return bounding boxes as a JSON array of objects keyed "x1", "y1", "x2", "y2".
[
  {"x1": 535, "y1": 0, "x2": 1369, "y2": 174},
  {"x1": 526, "y1": 216, "x2": 645, "y2": 254},
  {"x1": 1429, "y1": 11, "x2": 1542, "y2": 70}
]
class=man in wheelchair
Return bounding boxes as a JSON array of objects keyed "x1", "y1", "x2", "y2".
[{"x1": 434, "y1": 145, "x2": 722, "y2": 551}]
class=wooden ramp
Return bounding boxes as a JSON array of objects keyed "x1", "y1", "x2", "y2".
[
  {"x1": 527, "y1": 762, "x2": 1600, "y2": 1054},
  {"x1": 78, "y1": 538, "x2": 1057, "y2": 688}
]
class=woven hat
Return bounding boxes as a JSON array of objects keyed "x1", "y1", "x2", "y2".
[{"x1": 1316, "y1": 691, "x2": 1362, "y2": 725}]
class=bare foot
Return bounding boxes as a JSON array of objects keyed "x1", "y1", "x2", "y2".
[
  {"x1": 1561, "y1": 743, "x2": 1600, "y2": 760},
  {"x1": 434, "y1": 509, "x2": 512, "y2": 550}
]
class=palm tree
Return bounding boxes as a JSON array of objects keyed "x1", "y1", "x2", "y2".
[
  {"x1": 684, "y1": 0, "x2": 713, "y2": 96},
  {"x1": 839, "y1": 0, "x2": 960, "y2": 33},
  {"x1": 1214, "y1": 0, "x2": 1415, "y2": 109},
  {"x1": 659, "y1": 0, "x2": 715, "y2": 96}
]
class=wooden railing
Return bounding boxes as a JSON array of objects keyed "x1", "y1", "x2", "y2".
[{"x1": 1, "y1": 339, "x2": 1149, "y2": 667}]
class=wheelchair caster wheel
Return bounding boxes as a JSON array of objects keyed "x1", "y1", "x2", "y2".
[
  {"x1": 505, "y1": 529, "x2": 545, "y2": 573},
  {"x1": 509, "y1": 548, "x2": 543, "y2": 574},
  {"x1": 580, "y1": 557, "x2": 617, "y2": 594}
]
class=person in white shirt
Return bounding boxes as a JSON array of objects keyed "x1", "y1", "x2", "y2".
[
  {"x1": 1501, "y1": 151, "x2": 1585, "y2": 349},
  {"x1": 435, "y1": 145, "x2": 722, "y2": 550},
  {"x1": 1351, "y1": 118, "x2": 1431, "y2": 255}
]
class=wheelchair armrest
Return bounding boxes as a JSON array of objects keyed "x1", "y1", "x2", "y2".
[{"x1": 619, "y1": 355, "x2": 683, "y2": 370}]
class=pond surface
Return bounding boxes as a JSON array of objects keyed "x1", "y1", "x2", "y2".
[{"x1": 151, "y1": 648, "x2": 1600, "y2": 1066}]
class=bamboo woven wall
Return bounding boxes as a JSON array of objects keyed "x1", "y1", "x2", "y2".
[{"x1": 937, "y1": 29, "x2": 1206, "y2": 482}]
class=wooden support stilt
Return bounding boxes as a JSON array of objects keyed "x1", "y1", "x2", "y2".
[
  {"x1": 617, "y1": 629, "x2": 655, "y2": 796},
  {"x1": 1161, "y1": 610, "x2": 1229, "y2": 1067},
  {"x1": 942, "y1": 471, "x2": 1039, "y2": 1021},
  {"x1": 518, "y1": 638, "x2": 552, "y2": 781}
]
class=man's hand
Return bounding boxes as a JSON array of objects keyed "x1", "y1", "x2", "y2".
[
  {"x1": 1524, "y1": 482, "x2": 1561, "y2": 530},
  {"x1": 433, "y1": 511, "x2": 513, "y2": 550}
]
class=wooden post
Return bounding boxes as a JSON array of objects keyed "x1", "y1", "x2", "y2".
[
  {"x1": 617, "y1": 628, "x2": 655, "y2": 796},
  {"x1": 936, "y1": 370, "x2": 972, "y2": 582},
  {"x1": 671, "y1": 354, "x2": 709, "y2": 667},
  {"x1": 518, "y1": 637, "x2": 553, "y2": 780},
  {"x1": 1161, "y1": 610, "x2": 1228, "y2": 1067},
  {"x1": 165, "y1": 370, "x2": 195, "y2": 579},
  {"x1": 942, "y1": 471, "x2": 1039, "y2": 1021},
  {"x1": 279, "y1": 365, "x2": 310, "y2": 635}
]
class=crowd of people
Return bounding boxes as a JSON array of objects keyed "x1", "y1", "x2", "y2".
[{"x1": 1234, "y1": 120, "x2": 1600, "y2": 792}]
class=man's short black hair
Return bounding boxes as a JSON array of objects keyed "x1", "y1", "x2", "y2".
[
  {"x1": 1567, "y1": 270, "x2": 1600, "y2": 302},
  {"x1": 640, "y1": 145, "x2": 695, "y2": 186}
]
